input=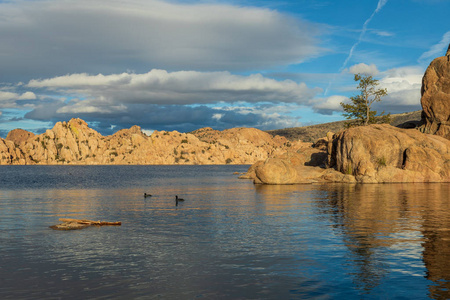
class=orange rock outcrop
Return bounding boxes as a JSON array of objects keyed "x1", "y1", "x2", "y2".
[
  {"x1": 0, "y1": 118, "x2": 305, "y2": 165},
  {"x1": 419, "y1": 44, "x2": 450, "y2": 138}
]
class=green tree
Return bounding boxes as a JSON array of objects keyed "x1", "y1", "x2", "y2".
[{"x1": 340, "y1": 74, "x2": 390, "y2": 127}]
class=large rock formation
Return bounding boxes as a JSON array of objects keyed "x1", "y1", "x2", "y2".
[
  {"x1": 241, "y1": 45, "x2": 450, "y2": 184},
  {"x1": 0, "y1": 118, "x2": 305, "y2": 165},
  {"x1": 326, "y1": 124, "x2": 450, "y2": 183},
  {"x1": 241, "y1": 124, "x2": 450, "y2": 184},
  {"x1": 419, "y1": 44, "x2": 450, "y2": 138}
]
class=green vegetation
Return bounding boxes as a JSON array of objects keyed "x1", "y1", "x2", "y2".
[
  {"x1": 70, "y1": 124, "x2": 79, "y2": 137},
  {"x1": 377, "y1": 156, "x2": 387, "y2": 167},
  {"x1": 181, "y1": 139, "x2": 188, "y2": 144},
  {"x1": 225, "y1": 158, "x2": 233, "y2": 164},
  {"x1": 346, "y1": 163, "x2": 353, "y2": 175},
  {"x1": 341, "y1": 74, "x2": 390, "y2": 127}
]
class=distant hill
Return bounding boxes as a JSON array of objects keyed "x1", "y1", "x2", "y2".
[{"x1": 267, "y1": 111, "x2": 423, "y2": 142}]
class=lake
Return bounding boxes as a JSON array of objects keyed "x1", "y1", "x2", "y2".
[{"x1": 0, "y1": 165, "x2": 449, "y2": 299}]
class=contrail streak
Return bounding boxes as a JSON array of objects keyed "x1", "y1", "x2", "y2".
[{"x1": 324, "y1": 0, "x2": 389, "y2": 95}]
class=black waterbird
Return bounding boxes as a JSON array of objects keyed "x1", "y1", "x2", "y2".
[{"x1": 175, "y1": 195, "x2": 185, "y2": 206}]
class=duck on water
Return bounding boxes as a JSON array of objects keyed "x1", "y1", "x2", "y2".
[{"x1": 176, "y1": 195, "x2": 184, "y2": 206}]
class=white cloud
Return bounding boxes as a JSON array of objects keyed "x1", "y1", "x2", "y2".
[
  {"x1": 27, "y1": 69, "x2": 321, "y2": 106},
  {"x1": 418, "y1": 31, "x2": 450, "y2": 64},
  {"x1": 0, "y1": 90, "x2": 36, "y2": 107},
  {"x1": 0, "y1": 0, "x2": 322, "y2": 82},
  {"x1": 311, "y1": 95, "x2": 348, "y2": 115},
  {"x1": 18, "y1": 91, "x2": 37, "y2": 100},
  {"x1": 375, "y1": 0, "x2": 389, "y2": 13},
  {"x1": 56, "y1": 103, "x2": 127, "y2": 114},
  {"x1": 214, "y1": 104, "x2": 304, "y2": 129},
  {"x1": 0, "y1": 91, "x2": 19, "y2": 102},
  {"x1": 349, "y1": 63, "x2": 379, "y2": 76},
  {"x1": 212, "y1": 113, "x2": 223, "y2": 121},
  {"x1": 141, "y1": 129, "x2": 154, "y2": 136},
  {"x1": 372, "y1": 30, "x2": 394, "y2": 37},
  {"x1": 378, "y1": 66, "x2": 423, "y2": 109}
]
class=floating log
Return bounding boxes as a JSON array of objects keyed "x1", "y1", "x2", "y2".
[
  {"x1": 50, "y1": 218, "x2": 121, "y2": 230},
  {"x1": 58, "y1": 218, "x2": 122, "y2": 226}
]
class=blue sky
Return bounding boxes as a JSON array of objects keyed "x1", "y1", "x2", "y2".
[{"x1": 0, "y1": 0, "x2": 449, "y2": 137}]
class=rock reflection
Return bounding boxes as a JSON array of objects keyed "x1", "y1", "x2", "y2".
[{"x1": 317, "y1": 183, "x2": 450, "y2": 298}]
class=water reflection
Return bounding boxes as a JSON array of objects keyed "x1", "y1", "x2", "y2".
[
  {"x1": 2, "y1": 165, "x2": 450, "y2": 299},
  {"x1": 310, "y1": 183, "x2": 450, "y2": 299}
]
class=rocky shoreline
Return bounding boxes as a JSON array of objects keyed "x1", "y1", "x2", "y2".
[{"x1": 240, "y1": 44, "x2": 450, "y2": 184}]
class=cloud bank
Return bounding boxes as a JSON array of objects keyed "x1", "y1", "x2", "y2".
[
  {"x1": 27, "y1": 70, "x2": 320, "y2": 106},
  {"x1": 20, "y1": 70, "x2": 320, "y2": 133},
  {"x1": 0, "y1": 0, "x2": 322, "y2": 82}
]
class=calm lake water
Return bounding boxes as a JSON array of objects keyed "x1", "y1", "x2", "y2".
[{"x1": 1, "y1": 165, "x2": 450, "y2": 299}]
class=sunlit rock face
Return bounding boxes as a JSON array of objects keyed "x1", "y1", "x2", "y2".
[
  {"x1": 6, "y1": 129, "x2": 35, "y2": 145},
  {"x1": 0, "y1": 118, "x2": 304, "y2": 165},
  {"x1": 328, "y1": 124, "x2": 450, "y2": 183},
  {"x1": 241, "y1": 123, "x2": 450, "y2": 184},
  {"x1": 240, "y1": 135, "x2": 341, "y2": 184},
  {"x1": 419, "y1": 44, "x2": 450, "y2": 138},
  {"x1": 241, "y1": 45, "x2": 450, "y2": 184}
]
